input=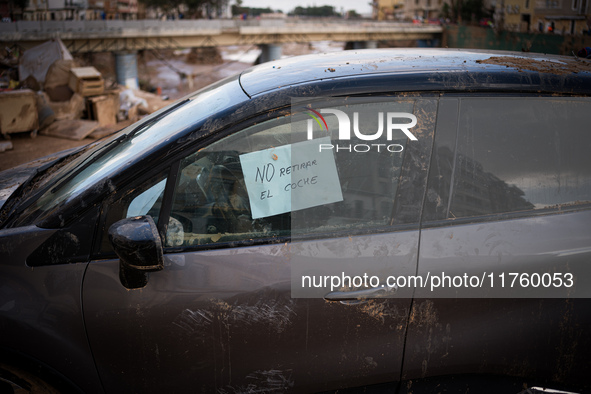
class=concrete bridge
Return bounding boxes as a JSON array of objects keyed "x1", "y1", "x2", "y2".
[
  {"x1": 0, "y1": 19, "x2": 442, "y2": 53},
  {"x1": 1, "y1": 19, "x2": 442, "y2": 89}
]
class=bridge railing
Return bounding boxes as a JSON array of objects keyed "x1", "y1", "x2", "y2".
[
  {"x1": 0, "y1": 18, "x2": 439, "y2": 36},
  {"x1": 0, "y1": 19, "x2": 294, "y2": 34}
]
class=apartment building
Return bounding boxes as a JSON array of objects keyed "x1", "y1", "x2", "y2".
[{"x1": 500, "y1": 0, "x2": 589, "y2": 33}]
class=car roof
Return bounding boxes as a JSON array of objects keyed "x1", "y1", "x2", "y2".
[{"x1": 239, "y1": 48, "x2": 591, "y2": 97}]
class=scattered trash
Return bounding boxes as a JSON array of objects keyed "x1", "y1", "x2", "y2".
[
  {"x1": 0, "y1": 141, "x2": 13, "y2": 153},
  {"x1": 119, "y1": 89, "x2": 148, "y2": 121},
  {"x1": 132, "y1": 89, "x2": 170, "y2": 112},
  {"x1": 18, "y1": 38, "x2": 73, "y2": 85}
]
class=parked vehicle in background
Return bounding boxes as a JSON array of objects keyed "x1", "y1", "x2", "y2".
[{"x1": 0, "y1": 49, "x2": 590, "y2": 393}]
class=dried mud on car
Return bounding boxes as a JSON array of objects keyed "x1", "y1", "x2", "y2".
[{"x1": 476, "y1": 56, "x2": 591, "y2": 75}]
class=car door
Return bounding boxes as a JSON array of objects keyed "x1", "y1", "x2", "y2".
[
  {"x1": 401, "y1": 96, "x2": 591, "y2": 393},
  {"x1": 82, "y1": 96, "x2": 437, "y2": 393}
]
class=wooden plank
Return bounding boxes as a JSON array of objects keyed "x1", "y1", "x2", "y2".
[{"x1": 41, "y1": 119, "x2": 99, "y2": 140}]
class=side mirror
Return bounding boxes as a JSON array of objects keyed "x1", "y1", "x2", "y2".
[{"x1": 109, "y1": 215, "x2": 164, "y2": 289}]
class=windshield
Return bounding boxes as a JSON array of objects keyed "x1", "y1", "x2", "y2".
[{"x1": 11, "y1": 74, "x2": 244, "y2": 228}]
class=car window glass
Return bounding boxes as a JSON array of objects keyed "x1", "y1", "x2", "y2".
[
  {"x1": 127, "y1": 179, "x2": 167, "y2": 218},
  {"x1": 448, "y1": 97, "x2": 591, "y2": 219},
  {"x1": 99, "y1": 171, "x2": 168, "y2": 254},
  {"x1": 165, "y1": 100, "x2": 421, "y2": 248},
  {"x1": 14, "y1": 75, "x2": 243, "y2": 228}
]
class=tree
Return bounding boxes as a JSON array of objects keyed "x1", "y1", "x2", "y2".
[
  {"x1": 8, "y1": 0, "x2": 29, "y2": 19},
  {"x1": 346, "y1": 9, "x2": 361, "y2": 19},
  {"x1": 291, "y1": 5, "x2": 340, "y2": 17},
  {"x1": 460, "y1": 0, "x2": 485, "y2": 22},
  {"x1": 203, "y1": 0, "x2": 229, "y2": 17},
  {"x1": 231, "y1": 5, "x2": 273, "y2": 16},
  {"x1": 441, "y1": 0, "x2": 489, "y2": 23}
]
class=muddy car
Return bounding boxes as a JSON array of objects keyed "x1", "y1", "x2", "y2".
[{"x1": 1, "y1": 49, "x2": 591, "y2": 394}]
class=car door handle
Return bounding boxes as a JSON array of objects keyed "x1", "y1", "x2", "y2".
[{"x1": 324, "y1": 284, "x2": 398, "y2": 301}]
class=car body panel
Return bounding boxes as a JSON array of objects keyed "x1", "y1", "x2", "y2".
[
  {"x1": 0, "y1": 147, "x2": 82, "y2": 211},
  {"x1": 405, "y1": 211, "x2": 591, "y2": 391},
  {"x1": 0, "y1": 224, "x2": 103, "y2": 393},
  {"x1": 239, "y1": 48, "x2": 591, "y2": 97},
  {"x1": 83, "y1": 233, "x2": 418, "y2": 393}
]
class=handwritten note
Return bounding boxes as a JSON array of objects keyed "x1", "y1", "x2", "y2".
[{"x1": 239, "y1": 137, "x2": 343, "y2": 219}]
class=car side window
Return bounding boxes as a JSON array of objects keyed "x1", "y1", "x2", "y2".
[
  {"x1": 99, "y1": 171, "x2": 168, "y2": 255},
  {"x1": 127, "y1": 179, "x2": 167, "y2": 218},
  {"x1": 447, "y1": 97, "x2": 591, "y2": 219},
  {"x1": 165, "y1": 100, "x2": 423, "y2": 248}
]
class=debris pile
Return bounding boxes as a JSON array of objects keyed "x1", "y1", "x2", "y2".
[
  {"x1": 186, "y1": 47, "x2": 223, "y2": 65},
  {"x1": 0, "y1": 38, "x2": 170, "y2": 151}
]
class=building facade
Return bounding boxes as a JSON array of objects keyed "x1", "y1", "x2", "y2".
[
  {"x1": 499, "y1": 0, "x2": 590, "y2": 33},
  {"x1": 374, "y1": 0, "x2": 406, "y2": 20},
  {"x1": 534, "y1": 0, "x2": 589, "y2": 33},
  {"x1": 501, "y1": 0, "x2": 534, "y2": 31}
]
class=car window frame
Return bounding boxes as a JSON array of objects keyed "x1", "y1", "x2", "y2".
[
  {"x1": 92, "y1": 94, "x2": 438, "y2": 259},
  {"x1": 161, "y1": 96, "x2": 437, "y2": 253}
]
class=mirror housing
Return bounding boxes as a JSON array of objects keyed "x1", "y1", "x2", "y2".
[{"x1": 109, "y1": 215, "x2": 164, "y2": 272}]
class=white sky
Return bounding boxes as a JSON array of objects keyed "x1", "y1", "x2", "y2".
[{"x1": 239, "y1": 0, "x2": 373, "y2": 15}]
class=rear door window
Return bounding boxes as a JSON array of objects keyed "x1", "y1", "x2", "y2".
[{"x1": 428, "y1": 96, "x2": 591, "y2": 221}]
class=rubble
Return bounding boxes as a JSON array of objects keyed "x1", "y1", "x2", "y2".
[
  {"x1": 44, "y1": 59, "x2": 78, "y2": 102},
  {"x1": 0, "y1": 39, "x2": 221, "y2": 162},
  {"x1": 18, "y1": 38, "x2": 73, "y2": 85},
  {"x1": 0, "y1": 89, "x2": 38, "y2": 138},
  {"x1": 46, "y1": 92, "x2": 85, "y2": 121}
]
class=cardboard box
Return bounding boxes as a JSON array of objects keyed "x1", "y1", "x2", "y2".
[
  {"x1": 69, "y1": 67, "x2": 104, "y2": 97},
  {"x1": 86, "y1": 93, "x2": 119, "y2": 126}
]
